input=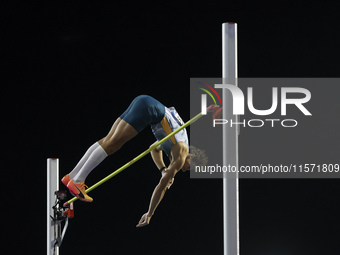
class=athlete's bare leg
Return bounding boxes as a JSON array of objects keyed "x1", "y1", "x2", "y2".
[
  {"x1": 98, "y1": 117, "x2": 138, "y2": 155},
  {"x1": 97, "y1": 117, "x2": 121, "y2": 145}
]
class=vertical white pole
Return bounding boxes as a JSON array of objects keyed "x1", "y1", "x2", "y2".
[
  {"x1": 47, "y1": 158, "x2": 59, "y2": 255},
  {"x1": 222, "y1": 22, "x2": 239, "y2": 255},
  {"x1": 201, "y1": 94, "x2": 207, "y2": 115}
]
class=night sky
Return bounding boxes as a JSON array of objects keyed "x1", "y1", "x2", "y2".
[{"x1": 4, "y1": 2, "x2": 340, "y2": 255}]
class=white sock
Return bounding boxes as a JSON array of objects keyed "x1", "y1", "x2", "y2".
[
  {"x1": 68, "y1": 142, "x2": 100, "y2": 179},
  {"x1": 73, "y1": 145, "x2": 108, "y2": 183}
]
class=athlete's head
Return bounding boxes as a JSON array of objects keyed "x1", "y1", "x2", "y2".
[{"x1": 182, "y1": 146, "x2": 208, "y2": 172}]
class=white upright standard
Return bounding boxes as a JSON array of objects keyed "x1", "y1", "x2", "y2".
[
  {"x1": 222, "y1": 22, "x2": 239, "y2": 255},
  {"x1": 47, "y1": 158, "x2": 59, "y2": 255}
]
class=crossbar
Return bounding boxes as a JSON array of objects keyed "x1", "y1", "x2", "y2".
[{"x1": 65, "y1": 112, "x2": 203, "y2": 205}]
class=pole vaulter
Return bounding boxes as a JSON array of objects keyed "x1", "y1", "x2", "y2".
[{"x1": 63, "y1": 101, "x2": 221, "y2": 206}]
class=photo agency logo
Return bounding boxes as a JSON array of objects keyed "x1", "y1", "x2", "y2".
[{"x1": 199, "y1": 81, "x2": 312, "y2": 128}]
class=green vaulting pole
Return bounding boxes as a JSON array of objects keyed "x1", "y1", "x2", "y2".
[{"x1": 65, "y1": 112, "x2": 203, "y2": 205}]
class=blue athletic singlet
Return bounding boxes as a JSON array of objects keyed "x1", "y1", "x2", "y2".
[{"x1": 150, "y1": 107, "x2": 189, "y2": 157}]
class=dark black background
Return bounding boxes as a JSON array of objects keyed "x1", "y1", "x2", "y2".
[{"x1": 4, "y1": 2, "x2": 340, "y2": 255}]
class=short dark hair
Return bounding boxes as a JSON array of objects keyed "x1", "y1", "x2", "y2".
[{"x1": 189, "y1": 146, "x2": 208, "y2": 166}]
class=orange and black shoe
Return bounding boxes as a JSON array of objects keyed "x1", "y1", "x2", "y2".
[
  {"x1": 66, "y1": 179, "x2": 93, "y2": 202},
  {"x1": 62, "y1": 174, "x2": 76, "y2": 197},
  {"x1": 61, "y1": 174, "x2": 71, "y2": 187}
]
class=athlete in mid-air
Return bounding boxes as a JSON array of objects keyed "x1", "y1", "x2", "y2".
[{"x1": 61, "y1": 95, "x2": 207, "y2": 227}]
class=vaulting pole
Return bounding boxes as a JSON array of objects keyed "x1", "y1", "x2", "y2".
[{"x1": 65, "y1": 112, "x2": 203, "y2": 205}]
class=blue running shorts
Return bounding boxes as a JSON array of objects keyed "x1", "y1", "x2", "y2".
[{"x1": 120, "y1": 95, "x2": 166, "y2": 133}]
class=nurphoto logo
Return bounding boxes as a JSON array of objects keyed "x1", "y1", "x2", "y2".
[{"x1": 200, "y1": 83, "x2": 312, "y2": 128}]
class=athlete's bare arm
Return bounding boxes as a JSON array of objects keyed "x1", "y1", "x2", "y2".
[
  {"x1": 136, "y1": 143, "x2": 188, "y2": 228},
  {"x1": 150, "y1": 141, "x2": 166, "y2": 170},
  {"x1": 150, "y1": 141, "x2": 175, "y2": 188}
]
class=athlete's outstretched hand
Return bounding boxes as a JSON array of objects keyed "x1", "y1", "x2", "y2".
[{"x1": 136, "y1": 213, "x2": 152, "y2": 228}]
